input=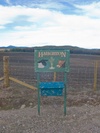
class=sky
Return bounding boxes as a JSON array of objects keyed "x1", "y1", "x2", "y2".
[{"x1": 0, "y1": 0, "x2": 100, "y2": 49}]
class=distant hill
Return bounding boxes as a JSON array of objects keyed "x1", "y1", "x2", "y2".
[
  {"x1": 0, "y1": 45, "x2": 28, "y2": 52},
  {"x1": 0, "y1": 45, "x2": 27, "y2": 49},
  {"x1": 0, "y1": 45, "x2": 100, "y2": 55},
  {"x1": 6, "y1": 45, "x2": 16, "y2": 49}
]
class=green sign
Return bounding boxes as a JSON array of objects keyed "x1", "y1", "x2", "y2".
[
  {"x1": 34, "y1": 49, "x2": 70, "y2": 72},
  {"x1": 34, "y1": 48, "x2": 70, "y2": 115}
]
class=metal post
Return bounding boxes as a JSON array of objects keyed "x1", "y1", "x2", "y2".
[
  {"x1": 64, "y1": 72, "x2": 67, "y2": 115},
  {"x1": 3, "y1": 56, "x2": 10, "y2": 87},
  {"x1": 37, "y1": 73, "x2": 40, "y2": 115}
]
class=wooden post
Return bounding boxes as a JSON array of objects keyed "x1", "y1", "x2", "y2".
[
  {"x1": 54, "y1": 72, "x2": 56, "y2": 81},
  {"x1": 3, "y1": 56, "x2": 10, "y2": 87},
  {"x1": 93, "y1": 61, "x2": 98, "y2": 91}
]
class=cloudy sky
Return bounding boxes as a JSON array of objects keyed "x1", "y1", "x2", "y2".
[{"x1": 0, "y1": 0, "x2": 100, "y2": 49}]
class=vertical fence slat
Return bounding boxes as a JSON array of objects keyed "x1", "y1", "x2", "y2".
[{"x1": 3, "y1": 56, "x2": 10, "y2": 87}]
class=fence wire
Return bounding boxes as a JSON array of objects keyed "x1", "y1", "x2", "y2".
[{"x1": 0, "y1": 52, "x2": 100, "y2": 90}]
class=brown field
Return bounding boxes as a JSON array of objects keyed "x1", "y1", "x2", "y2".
[
  {"x1": 0, "y1": 52, "x2": 100, "y2": 89},
  {"x1": 0, "y1": 52, "x2": 100, "y2": 110}
]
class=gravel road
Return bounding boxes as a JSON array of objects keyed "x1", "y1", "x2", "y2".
[{"x1": 0, "y1": 104, "x2": 100, "y2": 133}]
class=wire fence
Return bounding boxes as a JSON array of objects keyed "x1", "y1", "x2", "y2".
[{"x1": 0, "y1": 52, "x2": 100, "y2": 91}]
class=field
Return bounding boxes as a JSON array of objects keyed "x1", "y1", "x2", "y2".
[
  {"x1": 0, "y1": 52, "x2": 100, "y2": 110},
  {"x1": 0, "y1": 52, "x2": 100, "y2": 88}
]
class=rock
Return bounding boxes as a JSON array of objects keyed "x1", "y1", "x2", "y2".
[
  {"x1": 20, "y1": 104, "x2": 26, "y2": 109},
  {"x1": 29, "y1": 103, "x2": 33, "y2": 106}
]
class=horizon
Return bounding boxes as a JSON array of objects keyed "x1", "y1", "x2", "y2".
[
  {"x1": 0, "y1": 44, "x2": 100, "y2": 50},
  {"x1": 0, "y1": 0, "x2": 100, "y2": 49}
]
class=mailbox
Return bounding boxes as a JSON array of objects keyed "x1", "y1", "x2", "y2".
[{"x1": 40, "y1": 82, "x2": 64, "y2": 96}]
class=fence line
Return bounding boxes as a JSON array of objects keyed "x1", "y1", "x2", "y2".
[
  {"x1": 0, "y1": 55, "x2": 37, "y2": 90},
  {"x1": 0, "y1": 52, "x2": 100, "y2": 91}
]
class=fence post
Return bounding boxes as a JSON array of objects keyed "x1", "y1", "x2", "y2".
[
  {"x1": 54, "y1": 72, "x2": 56, "y2": 81},
  {"x1": 93, "y1": 61, "x2": 98, "y2": 91},
  {"x1": 3, "y1": 56, "x2": 10, "y2": 87}
]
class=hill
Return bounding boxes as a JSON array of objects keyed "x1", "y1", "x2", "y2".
[{"x1": 0, "y1": 45, "x2": 100, "y2": 55}]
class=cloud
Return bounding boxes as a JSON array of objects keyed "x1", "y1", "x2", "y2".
[
  {"x1": 31, "y1": 1, "x2": 64, "y2": 9},
  {"x1": 0, "y1": 25, "x2": 5, "y2": 29},
  {"x1": 0, "y1": 5, "x2": 53, "y2": 26},
  {"x1": 0, "y1": 2, "x2": 100, "y2": 49},
  {"x1": 75, "y1": 2, "x2": 100, "y2": 18}
]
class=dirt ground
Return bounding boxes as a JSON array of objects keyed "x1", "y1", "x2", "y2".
[
  {"x1": 0, "y1": 83, "x2": 100, "y2": 133},
  {"x1": 0, "y1": 81, "x2": 100, "y2": 111},
  {"x1": 0, "y1": 81, "x2": 100, "y2": 133}
]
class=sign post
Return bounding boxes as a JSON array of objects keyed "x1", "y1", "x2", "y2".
[{"x1": 34, "y1": 48, "x2": 70, "y2": 115}]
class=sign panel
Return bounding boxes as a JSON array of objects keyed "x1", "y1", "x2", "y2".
[{"x1": 34, "y1": 48, "x2": 70, "y2": 72}]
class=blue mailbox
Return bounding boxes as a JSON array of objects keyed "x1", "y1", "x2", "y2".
[{"x1": 40, "y1": 82, "x2": 64, "y2": 96}]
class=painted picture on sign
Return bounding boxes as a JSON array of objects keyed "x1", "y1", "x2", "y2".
[
  {"x1": 49, "y1": 57, "x2": 55, "y2": 69},
  {"x1": 38, "y1": 59, "x2": 48, "y2": 68},
  {"x1": 57, "y1": 60, "x2": 65, "y2": 68}
]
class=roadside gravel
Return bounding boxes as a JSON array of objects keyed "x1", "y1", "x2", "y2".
[{"x1": 0, "y1": 104, "x2": 100, "y2": 133}]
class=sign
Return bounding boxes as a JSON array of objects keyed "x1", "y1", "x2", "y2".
[
  {"x1": 34, "y1": 49, "x2": 70, "y2": 72},
  {"x1": 34, "y1": 48, "x2": 70, "y2": 115}
]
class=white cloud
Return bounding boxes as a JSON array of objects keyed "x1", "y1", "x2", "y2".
[
  {"x1": 75, "y1": 2, "x2": 100, "y2": 18},
  {"x1": 35, "y1": 1, "x2": 65, "y2": 10},
  {"x1": 14, "y1": 25, "x2": 34, "y2": 30},
  {"x1": 0, "y1": 2, "x2": 100, "y2": 49},
  {"x1": 0, "y1": 5, "x2": 54, "y2": 26},
  {"x1": 0, "y1": 26, "x2": 5, "y2": 29}
]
